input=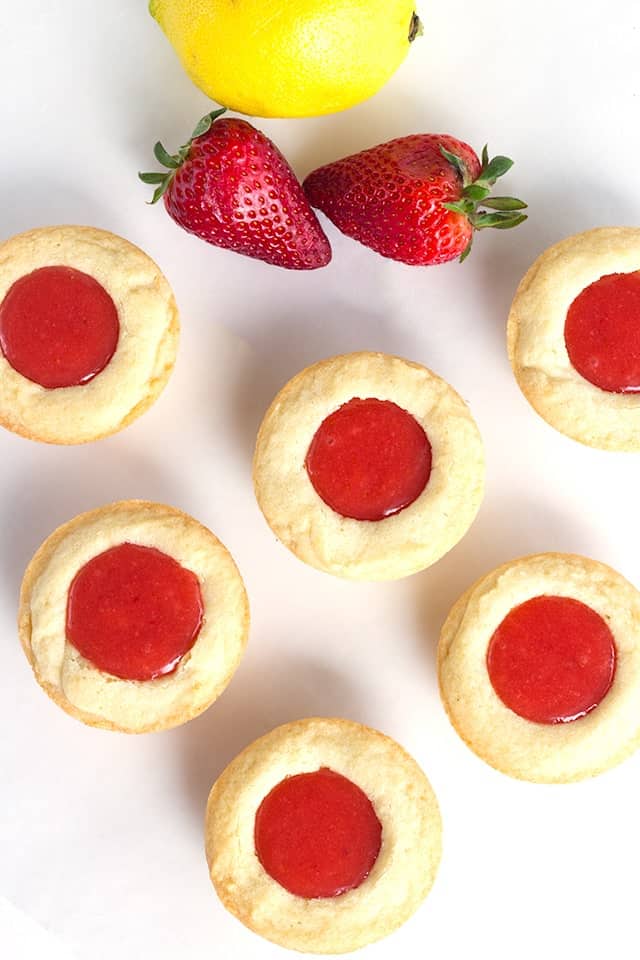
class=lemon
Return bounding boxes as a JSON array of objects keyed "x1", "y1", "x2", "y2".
[{"x1": 150, "y1": 0, "x2": 422, "y2": 118}]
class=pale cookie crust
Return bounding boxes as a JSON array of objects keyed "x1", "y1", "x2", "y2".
[
  {"x1": 19, "y1": 501, "x2": 249, "y2": 733},
  {"x1": 0, "y1": 226, "x2": 179, "y2": 444},
  {"x1": 205, "y1": 718, "x2": 442, "y2": 954},
  {"x1": 508, "y1": 227, "x2": 640, "y2": 450},
  {"x1": 438, "y1": 553, "x2": 640, "y2": 782},
  {"x1": 253, "y1": 352, "x2": 485, "y2": 581}
]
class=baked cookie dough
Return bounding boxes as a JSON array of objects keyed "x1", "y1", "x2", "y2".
[
  {"x1": 0, "y1": 225, "x2": 179, "y2": 443},
  {"x1": 205, "y1": 717, "x2": 442, "y2": 953},
  {"x1": 438, "y1": 553, "x2": 640, "y2": 782},
  {"x1": 253, "y1": 352, "x2": 485, "y2": 580},
  {"x1": 508, "y1": 227, "x2": 640, "y2": 450},
  {"x1": 19, "y1": 500, "x2": 249, "y2": 733}
]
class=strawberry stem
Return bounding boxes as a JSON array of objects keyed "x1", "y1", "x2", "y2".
[
  {"x1": 440, "y1": 144, "x2": 528, "y2": 261},
  {"x1": 139, "y1": 107, "x2": 227, "y2": 204}
]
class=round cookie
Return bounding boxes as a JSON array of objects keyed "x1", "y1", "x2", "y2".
[
  {"x1": 205, "y1": 717, "x2": 442, "y2": 954},
  {"x1": 0, "y1": 225, "x2": 179, "y2": 444},
  {"x1": 438, "y1": 553, "x2": 640, "y2": 782},
  {"x1": 19, "y1": 500, "x2": 249, "y2": 733},
  {"x1": 508, "y1": 227, "x2": 640, "y2": 450},
  {"x1": 253, "y1": 351, "x2": 485, "y2": 581}
]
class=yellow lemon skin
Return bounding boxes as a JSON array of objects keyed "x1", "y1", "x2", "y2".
[{"x1": 150, "y1": 0, "x2": 420, "y2": 118}]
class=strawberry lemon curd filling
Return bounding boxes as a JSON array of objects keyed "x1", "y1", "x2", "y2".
[
  {"x1": 254, "y1": 768, "x2": 382, "y2": 899},
  {"x1": 66, "y1": 543, "x2": 204, "y2": 681},
  {"x1": 305, "y1": 397, "x2": 432, "y2": 521},
  {"x1": 487, "y1": 596, "x2": 616, "y2": 725},
  {"x1": 0, "y1": 266, "x2": 119, "y2": 388},
  {"x1": 565, "y1": 271, "x2": 640, "y2": 393}
]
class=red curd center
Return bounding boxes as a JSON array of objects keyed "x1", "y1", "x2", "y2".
[
  {"x1": 305, "y1": 397, "x2": 432, "y2": 522},
  {"x1": 564, "y1": 270, "x2": 640, "y2": 393},
  {"x1": 0, "y1": 265, "x2": 119, "y2": 388},
  {"x1": 254, "y1": 767, "x2": 382, "y2": 899},
  {"x1": 486, "y1": 595, "x2": 616, "y2": 724},
  {"x1": 66, "y1": 543, "x2": 204, "y2": 681}
]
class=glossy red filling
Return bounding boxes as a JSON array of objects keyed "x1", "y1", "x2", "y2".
[
  {"x1": 305, "y1": 397, "x2": 432, "y2": 521},
  {"x1": 564, "y1": 271, "x2": 640, "y2": 393},
  {"x1": 254, "y1": 767, "x2": 382, "y2": 899},
  {"x1": 0, "y1": 265, "x2": 119, "y2": 388},
  {"x1": 487, "y1": 595, "x2": 616, "y2": 724},
  {"x1": 66, "y1": 543, "x2": 204, "y2": 681}
]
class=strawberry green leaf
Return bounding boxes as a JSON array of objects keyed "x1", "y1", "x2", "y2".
[
  {"x1": 440, "y1": 146, "x2": 471, "y2": 186},
  {"x1": 481, "y1": 155, "x2": 514, "y2": 183},
  {"x1": 472, "y1": 211, "x2": 527, "y2": 229},
  {"x1": 470, "y1": 212, "x2": 503, "y2": 229},
  {"x1": 191, "y1": 107, "x2": 227, "y2": 140},
  {"x1": 440, "y1": 143, "x2": 527, "y2": 251},
  {"x1": 139, "y1": 168, "x2": 173, "y2": 203},
  {"x1": 481, "y1": 196, "x2": 528, "y2": 211},
  {"x1": 149, "y1": 183, "x2": 169, "y2": 205},
  {"x1": 487, "y1": 213, "x2": 528, "y2": 229},
  {"x1": 153, "y1": 141, "x2": 180, "y2": 169},
  {"x1": 442, "y1": 199, "x2": 475, "y2": 216},
  {"x1": 142, "y1": 110, "x2": 227, "y2": 206},
  {"x1": 459, "y1": 238, "x2": 473, "y2": 263},
  {"x1": 463, "y1": 183, "x2": 491, "y2": 201},
  {"x1": 138, "y1": 171, "x2": 168, "y2": 184}
]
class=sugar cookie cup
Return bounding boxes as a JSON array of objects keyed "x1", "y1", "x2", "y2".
[
  {"x1": 508, "y1": 227, "x2": 640, "y2": 450},
  {"x1": 253, "y1": 352, "x2": 485, "y2": 581},
  {"x1": 438, "y1": 553, "x2": 640, "y2": 782},
  {"x1": 19, "y1": 500, "x2": 249, "y2": 733},
  {"x1": 205, "y1": 718, "x2": 442, "y2": 954},
  {"x1": 0, "y1": 225, "x2": 179, "y2": 444}
]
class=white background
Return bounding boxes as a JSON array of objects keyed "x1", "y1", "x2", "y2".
[{"x1": 2, "y1": 2, "x2": 640, "y2": 958}]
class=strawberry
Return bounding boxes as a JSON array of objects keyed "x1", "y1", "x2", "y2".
[
  {"x1": 303, "y1": 134, "x2": 527, "y2": 265},
  {"x1": 140, "y1": 109, "x2": 331, "y2": 270}
]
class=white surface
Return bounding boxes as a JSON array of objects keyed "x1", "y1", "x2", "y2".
[{"x1": 2, "y1": 2, "x2": 640, "y2": 958}]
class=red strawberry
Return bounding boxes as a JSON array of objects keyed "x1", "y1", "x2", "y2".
[
  {"x1": 303, "y1": 135, "x2": 527, "y2": 265},
  {"x1": 140, "y1": 109, "x2": 331, "y2": 270}
]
